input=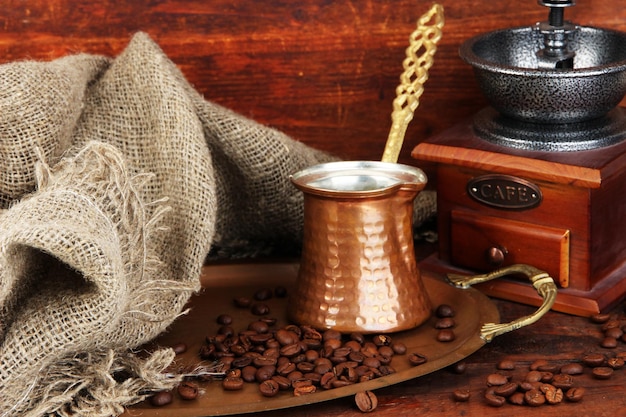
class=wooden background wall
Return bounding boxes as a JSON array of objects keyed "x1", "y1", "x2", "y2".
[{"x1": 1, "y1": 0, "x2": 624, "y2": 170}]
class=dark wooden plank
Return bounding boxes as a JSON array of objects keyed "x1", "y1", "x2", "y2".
[{"x1": 2, "y1": 0, "x2": 624, "y2": 166}]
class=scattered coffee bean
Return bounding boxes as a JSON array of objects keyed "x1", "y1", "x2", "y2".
[
  {"x1": 590, "y1": 313, "x2": 611, "y2": 324},
  {"x1": 496, "y1": 359, "x2": 516, "y2": 370},
  {"x1": 435, "y1": 317, "x2": 455, "y2": 329},
  {"x1": 582, "y1": 353, "x2": 606, "y2": 367},
  {"x1": 565, "y1": 386, "x2": 585, "y2": 402},
  {"x1": 484, "y1": 391, "x2": 506, "y2": 407},
  {"x1": 391, "y1": 342, "x2": 407, "y2": 355},
  {"x1": 486, "y1": 373, "x2": 509, "y2": 386},
  {"x1": 551, "y1": 373, "x2": 574, "y2": 389},
  {"x1": 592, "y1": 366, "x2": 613, "y2": 379},
  {"x1": 560, "y1": 362, "x2": 583, "y2": 375},
  {"x1": 233, "y1": 296, "x2": 251, "y2": 308},
  {"x1": 437, "y1": 329, "x2": 455, "y2": 343},
  {"x1": 216, "y1": 314, "x2": 233, "y2": 325},
  {"x1": 259, "y1": 379, "x2": 280, "y2": 397},
  {"x1": 250, "y1": 303, "x2": 270, "y2": 316},
  {"x1": 452, "y1": 389, "x2": 470, "y2": 402},
  {"x1": 222, "y1": 376, "x2": 244, "y2": 390},
  {"x1": 254, "y1": 288, "x2": 273, "y2": 301},
  {"x1": 149, "y1": 390, "x2": 173, "y2": 406},
  {"x1": 408, "y1": 353, "x2": 428, "y2": 366},
  {"x1": 493, "y1": 382, "x2": 518, "y2": 397},
  {"x1": 601, "y1": 336, "x2": 618, "y2": 348},
  {"x1": 293, "y1": 384, "x2": 316, "y2": 396},
  {"x1": 608, "y1": 357, "x2": 625, "y2": 369},
  {"x1": 435, "y1": 304, "x2": 455, "y2": 318},
  {"x1": 274, "y1": 286, "x2": 288, "y2": 298},
  {"x1": 449, "y1": 361, "x2": 467, "y2": 374},
  {"x1": 540, "y1": 384, "x2": 563, "y2": 405},
  {"x1": 177, "y1": 381, "x2": 199, "y2": 400},
  {"x1": 524, "y1": 389, "x2": 546, "y2": 407},
  {"x1": 355, "y1": 391, "x2": 378, "y2": 412},
  {"x1": 508, "y1": 392, "x2": 525, "y2": 405}
]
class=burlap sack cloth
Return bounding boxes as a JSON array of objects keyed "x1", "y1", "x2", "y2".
[{"x1": 0, "y1": 32, "x2": 436, "y2": 416}]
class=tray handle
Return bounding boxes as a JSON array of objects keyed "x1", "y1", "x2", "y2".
[{"x1": 447, "y1": 264, "x2": 557, "y2": 342}]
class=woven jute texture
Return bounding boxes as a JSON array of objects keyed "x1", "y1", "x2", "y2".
[{"x1": 0, "y1": 32, "x2": 436, "y2": 416}]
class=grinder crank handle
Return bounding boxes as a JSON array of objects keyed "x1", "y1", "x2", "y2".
[{"x1": 446, "y1": 264, "x2": 557, "y2": 343}]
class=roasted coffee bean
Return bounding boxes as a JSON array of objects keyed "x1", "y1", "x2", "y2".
[
  {"x1": 608, "y1": 357, "x2": 625, "y2": 369},
  {"x1": 601, "y1": 336, "x2": 618, "y2": 348},
  {"x1": 435, "y1": 304, "x2": 455, "y2": 318},
  {"x1": 271, "y1": 375, "x2": 292, "y2": 390},
  {"x1": 177, "y1": 381, "x2": 199, "y2": 400},
  {"x1": 149, "y1": 390, "x2": 173, "y2": 406},
  {"x1": 242, "y1": 365, "x2": 258, "y2": 382},
  {"x1": 592, "y1": 366, "x2": 614, "y2": 379},
  {"x1": 274, "y1": 286, "x2": 288, "y2": 298},
  {"x1": 484, "y1": 392, "x2": 506, "y2": 407},
  {"x1": 540, "y1": 384, "x2": 563, "y2": 405},
  {"x1": 524, "y1": 389, "x2": 546, "y2": 407},
  {"x1": 280, "y1": 342, "x2": 302, "y2": 357},
  {"x1": 226, "y1": 368, "x2": 242, "y2": 378},
  {"x1": 496, "y1": 359, "x2": 516, "y2": 370},
  {"x1": 233, "y1": 296, "x2": 252, "y2": 308},
  {"x1": 590, "y1": 313, "x2": 611, "y2": 323},
  {"x1": 216, "y1": 314, "x2": 233, "y2": 325},
  {"x1": 259, "y1": 379, "x2": 280, "y2": 397},
  {"x1": 525, "y1": 370, "x2": 543, "y2": 383},
  {"x1": 452, "y1": 389, "x2": 470, "y2": 402},
  {"x1": 529, "y1": 359, "x2": 550, "y2": 371},
  {"x1": 255, "y1": 365, "x2": 277, "y2": 382},
  {"x1": 350, "y1": 332, "x2": 366, "y2": 344},
  {"x1": 602, "y1": 319, "x2": 621, "y2": 331},
  {"x1": 560, "y1": 362, "x2": 584, "y2": 375},
  {"x1": 540, "y1": 371, "x2": 554, "y2": 383},
  {"x1": 605, "y1": 327, "x2": 623, "y2": 339},
  {"x1": 435, "y1": 317, "x2": 455, "y2": 329},
  {"x1": 362, "y1": 356, "x2": 381, "y2": 369},
  {"x1": 372, "y1": 334, "x2": 392, "y2": 347},
  {"x1": 583, "y1": 353, "x2": 606, "y2": 367},
  {"x1": 260, "y1": 317, "x2": 278, "y2": 326},
  {"x1": 222, "y1": 376, "x2": 244, "y2": 391},
  {"x1": 508, "y1": 392, "x2": 525, "y2": 405},
  {"x1": 294, "y1": 384, "x2": 317, "y2": 396},
  {"x1": 565, "y1": 386, "x2": 585, "y2": 402},
  {"x1": 231, "y1": 356, "x2": 253, "y2": 368},
  {"x1": 253, "y1": 356, "x2": 277, "y2": 367},
  {"x1": 391, "y1": 342, "x2": 407, "y2": 355},
  {"x1": 248, "y1": 320, "x2": 269, "y2": 334},
  {"x1": 408, "y1": 352, "x2": 428, "y2": 366},
  {"x1": 437, "y1": 329, "x2": 456, "y2": 342},
  {"x1": 217, "y1": 326, "x2": 234, "y2": 337},
  {"x1": 254, "y1": 288, "x2": 273, "y2": 301},
  {"x1": 493, "y1": 382, "x2": 518, "y2": 397},
  {"x1": 171, "y1": 342, "x2": 187, "y2": 355},
  {"x1": 250, "y1": 303, "x2": 270, "y2": 315},
  {"x1": 449, "y1": 360, "x2": 467, "y2": 374},
  {"x1": 323, "y1": 329, "x2": 342, "y2": 341},
  {"x1": 355, "y1": 391, "x2": 378, "y2": 412},
  {"x1": 275, "y1": 329, "x2": 299, "y2": 346},
  {"x1": 551, "y1": 373, "x2": 574, "y2": 389},
  {"x1": 486, "y1": 373, "x2": 509, "y2": 386}
]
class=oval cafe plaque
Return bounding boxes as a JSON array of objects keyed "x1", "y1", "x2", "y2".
[{"x1": 467, "y1": 174, "x2": 542, "y2": 210}]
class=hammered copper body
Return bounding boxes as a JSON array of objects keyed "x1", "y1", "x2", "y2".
[{"x1": 289, "y1": 161, "x2": 431, "y2": 333}]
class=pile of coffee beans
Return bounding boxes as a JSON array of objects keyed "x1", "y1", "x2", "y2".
[
  {"x1": 147, "y1": 285, "x2": 461, "y2": 409},
  {"x1": 590, "y1": 312, "x2": 626, "y2": 349},
  {"x1": 200, "y1": 315, "x2": 411, "y2": 398}
]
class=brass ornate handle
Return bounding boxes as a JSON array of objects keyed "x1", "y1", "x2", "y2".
[{"x1": 447, "y1": 264, "x2": 557, "y2": 342}]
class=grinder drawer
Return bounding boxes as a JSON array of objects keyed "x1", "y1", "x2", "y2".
[{"x1": 450, "y1": 210, "x2": 570, "y2": 287}]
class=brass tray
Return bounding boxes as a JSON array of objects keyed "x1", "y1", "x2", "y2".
[{"x1": 125, "y1": 262, "x2": 500, "y2": 416}]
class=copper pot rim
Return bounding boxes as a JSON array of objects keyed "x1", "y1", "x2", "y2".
[{"x1": 290, "y1": 160, "x2": 427, "y2": 198}]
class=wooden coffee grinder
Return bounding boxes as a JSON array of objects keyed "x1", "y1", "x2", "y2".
[{"x1": 412, "y1": 0, "x2": 626, "y2": 315}]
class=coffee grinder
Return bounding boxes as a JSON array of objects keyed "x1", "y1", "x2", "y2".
[{"x1": 412, "y1": 0, "x2": 626, "y2": 315}]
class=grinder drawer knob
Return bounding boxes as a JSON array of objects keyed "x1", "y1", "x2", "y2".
[{"x1": 486, "y1": 246, "x2": 507, "y2": 266}]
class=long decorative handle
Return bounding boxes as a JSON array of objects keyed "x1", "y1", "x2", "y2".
[
  {"x1": 447, "y1": 264, "x2": 557, "y2": 342},
  {"x1": 381, "y1": 3, "x2": 444, "y2": 163}
]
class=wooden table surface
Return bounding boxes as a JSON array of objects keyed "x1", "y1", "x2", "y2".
[{"x1": 251, "y1": 299, "x2": 626, "y2": 417}]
